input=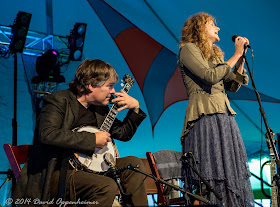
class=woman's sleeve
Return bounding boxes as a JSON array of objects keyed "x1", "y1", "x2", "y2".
[
  {"x1": 225, "y1": 68, "x2": 249, "y2": 92},
  {"x1": 180, "y1": 43, "x2": 236, "y2": 85}
]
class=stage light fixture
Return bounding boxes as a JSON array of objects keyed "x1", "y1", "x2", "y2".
[
  {"x1": 31, "y1": 49, "x2": 65, "y2": 84},
  {"x1": 9, "y1": 11, "x2": 32, "y2": 53},
  {"x1": 69, "y1": 23, "x2": 87, "y2": 61}
]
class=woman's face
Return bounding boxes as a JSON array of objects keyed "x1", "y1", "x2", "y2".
[{"x1": 205, "y1": 20, "x2": 220, "y2": 44}]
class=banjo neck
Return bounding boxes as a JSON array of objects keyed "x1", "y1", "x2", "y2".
[
  {"x1": 100, "y1": 82, "x2": 132, "y2": 132},
  {"x1": 99, "y1": 82, "x2": 132, "y2": 158}
]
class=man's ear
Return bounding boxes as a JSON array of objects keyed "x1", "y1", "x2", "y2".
[{"x1": 88, "y1": 84, "x2": 94, "y2": 91}]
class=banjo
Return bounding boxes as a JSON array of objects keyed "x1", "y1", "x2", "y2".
[{"x1": 69, "y1": 74, "x2": 135, "y2": 172}]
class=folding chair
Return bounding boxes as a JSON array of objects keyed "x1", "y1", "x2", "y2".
[
  {"x1": 146, "y1": 151, "x2": 186, "y2": 206},
  {"x1": 3, "y1": 143, "x2": 31, "y2": 179}
]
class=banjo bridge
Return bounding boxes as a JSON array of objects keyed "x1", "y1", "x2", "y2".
[{"x1": 83, "y1": 157, "x2": 92, "y2": 167}]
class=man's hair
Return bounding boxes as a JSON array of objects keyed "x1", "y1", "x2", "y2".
[
  {"x1": 179, "y1": 12, "x2": 224, "y2": 61},
  {"x1": 69, "y1": 59, "x2": 118, "y2": 95}
]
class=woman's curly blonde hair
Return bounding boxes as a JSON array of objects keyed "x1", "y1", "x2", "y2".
[{"x1": 179, "y1": 12, "x2": 224, "y2": 61}]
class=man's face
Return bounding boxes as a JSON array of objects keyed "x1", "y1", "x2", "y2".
[{"x1": 87, "y1": 79, "x2": 116, "y2": 106}]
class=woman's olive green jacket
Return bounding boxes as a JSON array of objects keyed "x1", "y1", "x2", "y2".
[{"x1": 179, "y1": 43, "x2": 248, "y2": 137}]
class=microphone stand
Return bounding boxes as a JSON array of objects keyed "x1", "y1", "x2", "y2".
[
  {"x1": 125, "y1": 164, "x2": 210, "y2": 205},
  {"x1": 243, "y1": 49, "x2": 280, "y2": 205},
  {"x1": 180, "y1": 154, "x2": 223, "y2": 201},
  {"x1": 104, "y1": 165, "x2": 126, "y2": 205}
]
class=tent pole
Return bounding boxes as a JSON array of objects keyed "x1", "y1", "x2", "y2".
[
  {"x1": 10, "y1": 52, "x2": 18, "y2": 207},
  {"x1": 46, "y1": 0, "x2": 53, "y2": 35},
  {"x1": 12, "y1": 53, "x2": 17, "y2": 147}
]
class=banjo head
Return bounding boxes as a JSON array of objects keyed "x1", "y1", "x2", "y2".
[{"x1": 73, "y1": 126, "x2": 118, "y2": 172}]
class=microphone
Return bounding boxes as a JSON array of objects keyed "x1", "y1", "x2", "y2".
[
  {"x1": 232, "y1": 35, "x2": 251, "y2": 49},
  {"x1": 180, "y1": 152, "x2": 193, "y2": 160},
  {"x1": 103, "y1": 152, "x2": 130, "y2": 173},
  {"x1": 103, "y1": 152, "x2": 118, "y2": 178},
  {"x1": 103, "y1": 152, "x2": 115, "y2": 167}
]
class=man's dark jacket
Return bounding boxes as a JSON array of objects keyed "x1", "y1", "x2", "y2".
[{"x1": 13, "y1": 89, "x2": 146, "y2": 205}]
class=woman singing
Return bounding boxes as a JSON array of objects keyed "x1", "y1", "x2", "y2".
[{"x1": 179, "y1": 12, "x2": 254, "y2": 206}]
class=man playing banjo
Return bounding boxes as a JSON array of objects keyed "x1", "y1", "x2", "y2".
[{"x1": 13, "y1": 59, "x2": 148, "y2": 206}]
